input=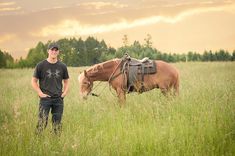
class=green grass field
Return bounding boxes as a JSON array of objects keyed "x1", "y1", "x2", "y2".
[{"x1": 0, "y1": 62, "x2": 235, "y2": 156}]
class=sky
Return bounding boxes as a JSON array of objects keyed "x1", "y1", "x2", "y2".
[{"x1": 0, "y1": 0, "x2": 235, "y2": 59}]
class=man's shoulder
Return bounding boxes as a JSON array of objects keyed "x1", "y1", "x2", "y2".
[
  {"x1": 34, "y1": 60, "x2": 47, "y2": 70},
  {"x1": 57, "y1": 61, "x2": 67, "y2": 67},
  {"x1": 36, "y1": 59, "x2": 47, "y2": 66}
]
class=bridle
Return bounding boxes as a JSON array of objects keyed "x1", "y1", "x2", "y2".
[
  {"x1": 107, "y1": 53, "x2": 131, "y2": 83},
  {"x1": 108, "y1": 59, "x2": 124, "y2": 83},
  {"x1": 85, "y1": 55, "x2": 129, "y2": 98},
  {"x1": 88, "y1": 60, "x2": 124, "y2": 97}
]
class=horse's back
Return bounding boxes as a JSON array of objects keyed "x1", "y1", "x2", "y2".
[
  {"x1": 154, "y1": 60, "x2": 179, "y2": 93},
  {"x1": 155, "y1": 60, "x2": 179, "y2": 77}
]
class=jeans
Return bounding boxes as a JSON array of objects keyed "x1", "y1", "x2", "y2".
[{"x1": 36, "y1": 97, "x2": 64, "y2": 135}]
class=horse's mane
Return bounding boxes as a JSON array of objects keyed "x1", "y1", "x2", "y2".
[{"x1": 86, "y1": 58, "x2": 120, "y2": 76}]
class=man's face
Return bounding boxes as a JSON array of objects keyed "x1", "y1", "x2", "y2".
[{"x1": 48, "y1": 48, "x2": 59, "y2": 59}]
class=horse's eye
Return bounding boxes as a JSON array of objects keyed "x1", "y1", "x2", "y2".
[{"x1": 83, "y1": 82, "x2": 90, "y2": 85}]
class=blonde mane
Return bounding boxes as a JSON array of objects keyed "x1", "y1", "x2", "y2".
[{"x1": 86, "y1": 58, "x2": 120, "y2": 75}]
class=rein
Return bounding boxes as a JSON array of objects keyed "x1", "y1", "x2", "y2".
[
  {"x1": 107, "y1": 58, "x2": 130, "y2": 96},
  {"x1": 90, "y1": 59, "x2": 125, "y2": 97},
  {"x1": 108, "y1": 59, "x2": 124, "y2": 83},
  {"x1": 89, "y1": 81, "x2": 105, "y2": 97},
  {"x1": 89, "y1": 55, "x2": 130, "y2": 97}
]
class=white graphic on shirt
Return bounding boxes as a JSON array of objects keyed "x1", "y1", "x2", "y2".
[{"x1": 46, "y1": 69, "x2": 60, "y2": 78}]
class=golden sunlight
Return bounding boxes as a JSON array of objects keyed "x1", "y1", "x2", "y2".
[
  {"x1": 0, "y1": 34, "x2": 16, "y2": 43},
  {"x1": 32, "y1": 3, "x2": 235, "y2": 38}
]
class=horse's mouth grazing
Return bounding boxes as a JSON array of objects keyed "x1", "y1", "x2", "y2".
[
  {"x1": 82, "y1": 96, "x2": 88, "y2": 100},
  {"x1": 80, "y1": 92, "x2": 89, "y2": 100}
]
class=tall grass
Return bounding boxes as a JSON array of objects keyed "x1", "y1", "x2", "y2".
[{"x1": 0, "y1": 62, "x2": 234, "y2": 155}]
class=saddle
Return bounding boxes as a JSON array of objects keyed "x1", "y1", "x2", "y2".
[{"x1": 121, "y1": 54, "x2": 157, "y2": 93}]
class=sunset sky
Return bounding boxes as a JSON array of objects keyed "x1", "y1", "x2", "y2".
[{"x1": 0, "y1": 0, "x2": 235, "y2": 59}]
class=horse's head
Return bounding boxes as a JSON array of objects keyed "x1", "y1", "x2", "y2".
[{"x1": 78, "y1": 70, "x2": 93, "y2": 99}]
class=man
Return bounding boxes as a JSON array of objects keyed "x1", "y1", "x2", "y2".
[{"x1": 31, "y1": 42, "x2": 69, "y2": 135}]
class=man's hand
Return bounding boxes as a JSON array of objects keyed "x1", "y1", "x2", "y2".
[
  {"x1": 61, "y1": 92, "x2": 66, "y2": 98},
  {"x1": 32, "y1": 77, "x2": 51, "y2": 98},
  {"x1": 61, "y1": 79, "x2": 69, "y2": 98},
  {"x1": 38, "y1": 92, "x2": 51, "y2": 98}
]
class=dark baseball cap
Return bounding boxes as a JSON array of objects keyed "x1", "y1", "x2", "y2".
[{"x1": 48, "y1": 42, "x2": 59, "y2": 50}]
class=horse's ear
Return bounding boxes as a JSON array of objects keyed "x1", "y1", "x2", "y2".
[{"x1": 84, "y1": 70, "x2": 88, "y2": 78}]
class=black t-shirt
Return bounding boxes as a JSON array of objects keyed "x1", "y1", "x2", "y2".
[{"x1": 33, "y1": 60, "x2": 69, "y2": 98}]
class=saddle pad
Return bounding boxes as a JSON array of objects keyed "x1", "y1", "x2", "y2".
[{"x1": 127, "y1": 61, "x2": 157, "y2": 92}]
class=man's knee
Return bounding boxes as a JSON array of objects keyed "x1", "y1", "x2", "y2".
[{"x1": 52, "y1": 113, "x2": 62, "y2": 123}]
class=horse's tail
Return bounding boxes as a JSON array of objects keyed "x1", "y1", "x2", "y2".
[{"x1": 174, "y1": 72, "x2": 180, "y2": 96}]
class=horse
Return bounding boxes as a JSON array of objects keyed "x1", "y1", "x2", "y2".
[{"x1": 78, "y1": 56, "x2": 179, "y2": 104}]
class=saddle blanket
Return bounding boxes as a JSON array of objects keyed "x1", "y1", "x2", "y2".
[{"x1": 122, "y1": 57, "x2": 157, "y2": 93}]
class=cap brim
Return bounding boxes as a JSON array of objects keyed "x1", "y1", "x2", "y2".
[{"x1": 49, "y1": 46, "x2": 59, "y2": 50}]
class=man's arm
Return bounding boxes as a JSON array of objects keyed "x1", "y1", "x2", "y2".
[
  {"x1": 31, "y1": 77, "x2": 50, "y2": 98},
  {"x1": 61, "y1": 79, "x2": 69, "y2": 98}
]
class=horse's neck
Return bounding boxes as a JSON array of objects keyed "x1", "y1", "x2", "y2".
[
  {"x1": 89, "y1": 70, "x2": 110, "y2": 81},
  {"x1": 88, "y1": 61, "x2": 117, "y2": 82}
]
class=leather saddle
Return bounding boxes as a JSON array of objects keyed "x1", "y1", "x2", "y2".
[{"x1": 121, "y1": 55, "x2": 157, "y2": 93}]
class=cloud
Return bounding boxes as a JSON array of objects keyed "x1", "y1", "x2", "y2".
[
  {"x1": 0, "y1": 34, "x2": 17, "y2": 43},
  {"x1": 199, "y1": 1, "x2": 214, "y2": 5},
  {"x1": 31, "y1": 3, "x2": 235, "y2": 38},
  {"x1": 31, "y1": 17, "x2": 172, "y2": 37},
  {"x1": 0, "y1": 6, "x2": 21, "y2": 12},
  {"x1": 77, "y1": 1, "x2": 128, "y2": 9},
  {"x1": 0, "y1": 1, "x2": 21, "y2": 12},
  {"x1": 0, "y1": 2, "x2": 16, "y2": 6}
]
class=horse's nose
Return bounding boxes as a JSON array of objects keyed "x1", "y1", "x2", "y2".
[
  {"x1": 80, "y1": 93, "x2": 88, "y2": 100},
  {"x1": 79, "y1": 91, "x2": 88, "y2": 100},
  {"x1": 82, "y1": 96, "x2": 88, "y2": 100}
]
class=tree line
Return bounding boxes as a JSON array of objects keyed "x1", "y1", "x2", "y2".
[{"x1": 0, "y1": 35, "x2": 235, "y2": 68}]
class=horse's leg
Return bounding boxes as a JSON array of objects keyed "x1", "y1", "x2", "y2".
[
  {"x1": 159, "y1": 82, "x2": 171, "y2": 96},
  {"x1": 173, "y1": 83, "x2": 179, "y2": 96},
  {"x1": 116, "y1": 88, "x2": 126, "y2": 106},
  {"x1": 173, "y1": 76, "x2": 179, "y2": 96},
  {"x1": 160, "y1": 78, "x2": 179, "y2": 96},
  {"x1": 160, "y1": 87, "x2": 169, "y2": 96}
]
